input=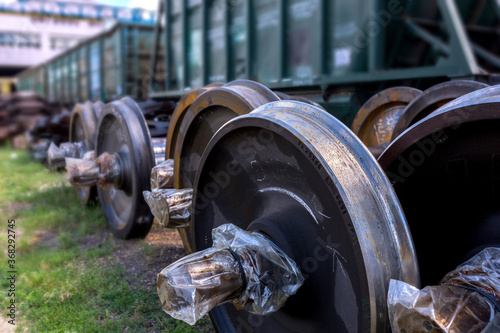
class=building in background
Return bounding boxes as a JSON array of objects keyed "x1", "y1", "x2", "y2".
[{"x1": 0, "y1": 0, "x2": 156, "y2": 80}]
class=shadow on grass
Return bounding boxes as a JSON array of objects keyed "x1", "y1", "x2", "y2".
[{"x1": 10, "y1": 183, "x2": 108, "y2": 239}]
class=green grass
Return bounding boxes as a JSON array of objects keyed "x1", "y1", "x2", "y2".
[{"x1": 0, "y1": 147, "x2": 213, "y2": 332}]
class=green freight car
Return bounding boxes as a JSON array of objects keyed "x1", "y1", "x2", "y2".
[
  {"x1": 149, "y1": 0, "x2": 499, "y2": 125},
  {"x1": 17, "y1": 22, "x2": 157, "y2": 106}
]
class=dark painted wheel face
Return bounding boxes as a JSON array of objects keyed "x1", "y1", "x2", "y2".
[
  {"x1": 195, "y1": 126, "x2": 367, "y2": 332},
  {"x1": 96, "y1": 113, "x2": 134, "y2": 232},
  {"x1": 383, "y1": 120, "x2": 500, "y2": 285},
  {"x1": 179, "y1": 106, "x2": 238, "y2": 188}
]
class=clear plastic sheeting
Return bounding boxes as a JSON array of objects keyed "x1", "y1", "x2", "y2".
[
  {"x1": 81, "y1": 150, "x2": 95, "y2": 161},
  {"x1": 483, "y1": 313, "x2": 500, "y2": 332},
  {"x1": 65, "y1": 151, "x2": 120, "y2": 188},
  {"x1": 65, "y1": 155, "x2": 99, "y2": 187},
  {"x1": 388, "y1": 247, "x2": 500, "y2": 333},
  {"x1": 150, "y1": 159, "x2": 174, "y2": 190},
  {"x1": 157, "y1": 223, "x2": 304, "y2": 325},
  {"x1": 143, "y1": 188, "x2": 192, "y2": 228},
  {"x1": 47, "y1": 141, "x2": 87, "y2": 167}
]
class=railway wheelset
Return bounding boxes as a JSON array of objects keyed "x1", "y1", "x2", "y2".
[{"x1": 48, "y1": 77, "x2": 500, "y2": 332}]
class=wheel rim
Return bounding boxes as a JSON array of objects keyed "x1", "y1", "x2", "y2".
[
  {"x1": 274, "y1": 91, "x2": 326, "y2": 110},
  {"x1": 379, "y1": 85, "x2": 500, "y2": 285},
  {"x1": 69, "y1": 102, "x2": 100, "y2": 205},
  {"x1": 174, "y1": 80, "x2": 280, "y2": 189},
  {"x1": 391, "y1": 80, "x2": 489, "y2": 140},
  {"x1": 172, "y1": 80, "x2": 280, "y2": 252},
  {"x1": 165, "y1": 83, "x2": 223, "y2": 160},
  {"x1": 193, "y1": 101, "x2": 418, "y2": 332},
  {"x1": 351, "y1": 87, "x2": 421, "y2": 147},
  {"x1": 96, "y1": 97, "x2": 154, "y2": 239}
]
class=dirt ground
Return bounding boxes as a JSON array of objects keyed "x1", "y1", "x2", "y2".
[
  {"x1": 33, "y1": 220, "x2": 188, "y2": 290},
  {"x1": 104, "y1": 222, "x2": 188, "y2": 289},
  {"x1": 0, "y1": 315, "x2": 15, "y2": 333}
]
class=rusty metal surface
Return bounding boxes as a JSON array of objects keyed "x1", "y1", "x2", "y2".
[
  {"x1": 165, "y1": 83, "x2": 222, "y2": 160},
  {"x1": 391, "y1": 80, "x2": 489, "y2": 140},
  {"x1": 378, "y1": 85, "x2": 500, "y2": 171},
  {"x1": 1, "y1": 92, "x2": 63, "y2": 146},
  {"x1": 192, "y1": 100, "x2": 418, "y2": 332},
  {"x1": 351, "y1": 87, "x2": 422, "y2": 147}
]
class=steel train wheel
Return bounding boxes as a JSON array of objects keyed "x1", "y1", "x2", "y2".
[
  {"x1": 172, "y1": 80, "x2": 280, "y2": 252},
  {"x1": 378, "y1": 85, "x2": 500, "y2": 286},
  {"x1": 69, "y1": 101, "x2": 104, "y2": 205},
  {"x1": 165, "y1": 83, "x2": 222, "y2": 160},
  {"x1": 174, "y1": 80, "x2": 280, "y2": 188},
  {"x1": 192, "y1": 101, "x2": 419, "y2": 332},
  {"x1": 391, "y1": 80, "x2": 489, "y2": 140},
  {"x1": 163, "y1": 84, "x2": 221, "y2": 251},
  {"x1": 95, "y1": 97, "x2": 155, "y2": 239},
  {"x1": 274, "y1": 91, "x2": 326, "y2": 110},
  {"x1": 351, "y1": 87, "x2": 421, "y2": 148}
]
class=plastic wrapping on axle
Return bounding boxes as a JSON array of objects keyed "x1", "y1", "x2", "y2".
[
  {"x1": 150, "y1": 159, "x2": 174, "y2": 190},
  {"x1": 157, "y1": 224, "x2": 304, "y2": 326},
  {"x1": 65, "y1": 151, "x2": 120, "y2": 188},
  {"x1": 388, "y1": 247, "x2": 500, "y2": 333},
  {"x1": 143, "y1": 188, "x2": 192, "y2": 228},
  {"x1": 47, "y1": 141, "x2": 87, "y2": 168}
]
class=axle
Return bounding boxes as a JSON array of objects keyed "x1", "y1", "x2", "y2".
[
  {"x1": 157, "y1": 223, "x2": 304, "y2": 325},
  {"x1": 143, "y1": 188, "x2": 192, "y2": 228},
  {"x1": 65, "y1": 151, "x2": 121, "y2": 188},
  {"x1": 47, "y1": 141, "x2": 87, "y2": 168}
]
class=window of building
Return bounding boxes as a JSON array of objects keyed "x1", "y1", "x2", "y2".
[
  {"x1": 0, "y1": 33, "x2": 15, "y2": 47},
  {"x1": 17, "y1": 33, "x2": 29, "y2": 47},
  {"x1": 50, "y1": 36, "x2": 79, "y2": 50},
  {"x1": 0, "y1": 32, "x2": 40, "y2": 48}
]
